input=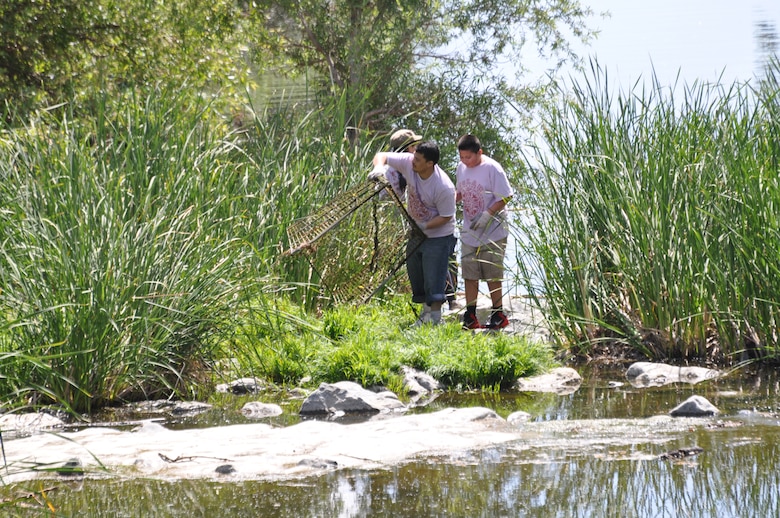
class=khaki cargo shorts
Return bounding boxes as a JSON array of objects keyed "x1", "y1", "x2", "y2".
[{"x1": 461, "y1": 238, "x2": 507, "y2": 281}]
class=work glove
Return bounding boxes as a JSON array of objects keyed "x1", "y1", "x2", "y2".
[
  {"x1": 470, "y1": 210, "x2": 493, "y2": 230},
  {"x1": 368, "y1": 165, "x2": 389, "y2": 183}
]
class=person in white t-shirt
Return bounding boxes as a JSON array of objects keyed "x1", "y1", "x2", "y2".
[
  {"x1": 383, "y1": 129, "x2": 458, "y2": 309},
  {"x1": 455, "y1": 134, "x2": 514, "y2": 329},
  {"x1": 369, "y1": 141, "x2": 457, "y2": 326}
]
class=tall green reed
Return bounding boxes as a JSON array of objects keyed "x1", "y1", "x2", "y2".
[
  {"x1": 0, "y1": 88, "x2": 256, "y2": 413},
  {"x1": 521, "y1": 60, "x2": 780, "y2": 362},
  {"x1": 0, "y1": 83, "x2": 409, "y2": 413}
]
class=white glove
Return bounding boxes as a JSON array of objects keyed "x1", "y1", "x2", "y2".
[
  {"x1": 368, "y1": 165, "x2": 389, "y2": 182},
  {"x1": 470, "y1": 211, "x2": 493, "y2": 230}
]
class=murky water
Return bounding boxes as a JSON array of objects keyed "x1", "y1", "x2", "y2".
[{"x1": 4, "y1": 364, "x2": 780, "y2": 517}]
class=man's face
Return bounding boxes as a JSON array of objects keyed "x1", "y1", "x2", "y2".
[
  {"x1": 459, "y1": 149, "x2": 482, "y2": 168},
  {"x1": 412, "y1": 151, "x2": 431, "y2": 174}
]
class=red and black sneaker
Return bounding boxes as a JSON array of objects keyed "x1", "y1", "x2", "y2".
[
  {"x1": 485, "y1": 310, "x2": 509, "y2": 330},
  {"x1": 462, "y1": 311, "x2": 482, "y2": 330}
]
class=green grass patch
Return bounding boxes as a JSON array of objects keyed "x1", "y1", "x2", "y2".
[{"x1": 225, "y1": 295, "x2": 556, "y2": 394}]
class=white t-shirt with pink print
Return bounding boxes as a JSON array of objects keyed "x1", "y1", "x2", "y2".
[
  {"x1": 456, "y1": 155, "x2": 514, "y2": 247},
  {"x1": 386, "y1": 153, "x2": 456, "y2": 238}
]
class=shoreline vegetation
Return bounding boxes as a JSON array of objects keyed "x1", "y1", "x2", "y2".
[
  {"x1": 3, "y1": 62, "x2": 780, "y2": 417},
  {"x1": 519, "y1": 61, "x2": 780, "y2": 367}
]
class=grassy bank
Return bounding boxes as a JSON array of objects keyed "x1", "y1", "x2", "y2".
[{"x1": 9, "y1": 58, "x2": 780, "y2": 416}]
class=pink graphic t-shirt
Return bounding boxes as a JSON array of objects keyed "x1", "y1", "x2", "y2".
[
  {"x1": 386, "y1": 153, "x2": 456, "y2": 238},
  {"x1": 456, "y1": 155, "x2": 514, "y2": 247}
]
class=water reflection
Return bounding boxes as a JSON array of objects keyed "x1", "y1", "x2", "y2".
[{"x1": 35, "y1": 427, "x2": 780, "y2": 517}]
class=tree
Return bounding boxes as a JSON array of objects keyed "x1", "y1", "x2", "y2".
[
  {"x1": 249, "y1": 0, "x2": 599, "y2": 163},
  {"x1": 0, "y1": 0, "x2": 258, "y2": 116}
]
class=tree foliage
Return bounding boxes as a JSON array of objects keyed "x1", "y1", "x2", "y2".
[
  {"x1": 1, "y1": 0, "x2": 597, "y2": 165},
  {"x1": 0, "y1": 0, "x2": 258, "y2": 115},
  {"x1": 250, "y1": 0, "x2": 598, "y2": 163}
]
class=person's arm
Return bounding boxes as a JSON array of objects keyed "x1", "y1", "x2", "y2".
[
  {"x1": 368, "y1": 152, "x2": 390, "y2": 181},
  {"x1": 485, "y1": 198, "x2": 508, "y2": 216},
  {"x1": 373, "y1": 152, "x2": 389, "y2": 167},
  {"x1": 420, "y1": 214, "x2": 452, "y2": 230}
]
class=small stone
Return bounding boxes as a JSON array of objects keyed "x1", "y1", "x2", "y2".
[
  {"x1": 507, "y1": 411, "x2": 531, "y2": 426},
  {"x1": 670, "y1": 395, "x2": 719, "y2": 417},
  {"x1": 241, "y1": 402, "x2": 283, "y2": 419},
  {"x1": 659, "y1": 447, "x2": 704, "y2": 460},
  {"x1": 215, "y1": 464, "x2": 236, "y2": 475},
  {"x1": 57, "y1": 458, "x2": 84, "y2": 477}
]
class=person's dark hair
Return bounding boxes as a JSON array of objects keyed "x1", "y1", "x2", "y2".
[
  {"x1": 415, "y1": 141, "x2": 440, "y2": 164},
  {"x1": 457, "y1": 134, "x2": 482, "y2": 154}
]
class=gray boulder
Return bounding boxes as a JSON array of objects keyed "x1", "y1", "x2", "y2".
[
  {"x1": 299, "y1": 381, "x2": 406, "y2": 415},
  {"x1": 401, "y1": 366, "x2": 440, "y2": 395},
  {"x1": 513, "y1": 367, "x2": 582, "y2": 395},
  {"x1": 626, "y1": 362, "x2": 720, "y2": 388},
  {"x1": 670, "y1": 395, "x2": 719, "y2": 417}
]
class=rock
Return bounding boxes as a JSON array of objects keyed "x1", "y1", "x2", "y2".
[
  {"x1": 133, "y1": 420, "x2": 168, "y2": 434},
  {"x1": 215, "y1": 377, "x2": 266, "y2": 394},
  {"x1": 4, "y1": 409, "x2": 724, "y2": 484},
  {"x1": 170, "y1": 401, "x2": 213, "y2": 416},
  {"x1": 287, "y1": 387, "x2": 309, "y2": 399},
  {"x1": 507, "y1": 411, "x2": 532, "y2": 426},
  {"x1": 0, "y1": 412, "x2": 65, "y2": 433},
  {"x1": 241, "y1": 402, "x2": 283, "y2": 419},
  {"x1": 129, "y1": 400, "x2": 212, "y2": 416},
  {"x1": 57, "y1": 457, "x2": 84, "y2": 477},
  {"x1": 3, "y1": 407, "x2": 518, "y2": 483},
  {"x1": 297, "y1": 458, "x2": 338, "y2": 469},
  {"x1": 626, "y1": 362, "x2": 720, "y2": 388},
  {"x1": 401, "y1": 366, "x2": 440, "y2": 395},
  {"x1": 215, "y1": 464, "x2": 236, "y2": 475},
  {"x1": 459, "y1": 407, "x2": 501, "y2": 421},
  {"x1": 512, "y1": 367, "x2": 582, "y2": 395},
  {"x1": 670, "y1": 395, "x2": 719, "y2": 417},
  {"x1": 299, "y1": 381, "x2": 406, "y2": 415}
]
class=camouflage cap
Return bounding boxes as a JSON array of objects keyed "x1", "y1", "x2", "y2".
[{"x1": 389, "y1": 129, "x2": 423, "y2": 151}]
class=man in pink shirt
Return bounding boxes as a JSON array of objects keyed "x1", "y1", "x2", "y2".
[
  {"x1": 369, "y1": 141, "x2": 457, "y2": 326},
  {"x1": 455, "y1": 134, "x2": 514, "y2": 329}
]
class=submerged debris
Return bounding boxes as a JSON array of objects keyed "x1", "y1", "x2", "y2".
[
  {"x1": 659, "y1": 447, "x2": 704, "y2": 460},
  {"x1": 297, "y1": 458, "x2": 338, "y2": 469}
]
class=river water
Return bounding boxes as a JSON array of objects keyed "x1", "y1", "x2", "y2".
[{"x1": 9, "y1": 363, "x2": 780, "y2": 517}]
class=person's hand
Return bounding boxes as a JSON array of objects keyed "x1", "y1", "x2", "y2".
[
  {"x1": 368, "y1": 165, "x2": 389, "y2": 183},
  {"x1": 471, "y1": 211, "x2": 493, "y2": 230}
]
